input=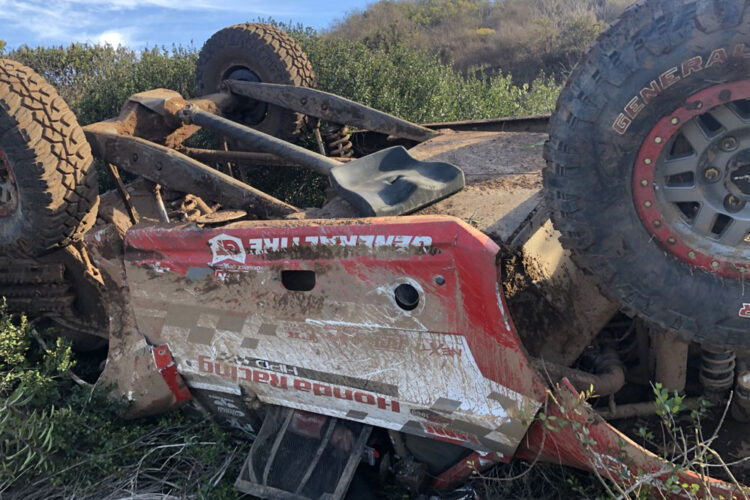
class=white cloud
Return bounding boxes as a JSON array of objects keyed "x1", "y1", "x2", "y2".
[
  {"x1": 95, "y1": 30, "x2": 129, "y2": 47},
  {"x1": 0, "y1": 0, "x2": 292, "y2": 47}
]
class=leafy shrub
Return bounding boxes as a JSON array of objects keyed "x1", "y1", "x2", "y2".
[
  {"x1": 282, "y1": 23, "x2": 560, "y2": 122},
  {"x1": 9, "y1": 27, "x2": 560, "y2": 128},
  {"x1": 329, "y1": 0, "x2": 633, "y2": 81},
  {"x1": 0, "y1": 308, "x2": 248, "y2": 499},
  {"x1": 10, "y1": 44, "x2": 198, "y2": 126}
]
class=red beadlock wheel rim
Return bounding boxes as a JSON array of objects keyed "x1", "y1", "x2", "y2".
[
  {"x1": 0, "y1": 149, "x2": 18, "y2": 217},
  {"x1": 633, "y1": 80, "x2": 750, "y2": 278}
]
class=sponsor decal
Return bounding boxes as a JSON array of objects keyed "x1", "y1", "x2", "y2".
[
  {"x1": 372, "y1": 334, "x2": 409, "y2": 352},
  {"x1": 213, "y1": 354, "x2": 399, "y2": 396},
  {"x1": 612, "y1": 44, "x2": 750, "y2": 135},
  {"x1": 207, "y1": 232, "x2": 434, "y2": 265},
  {"x1": 197, "y1": 356, "x2": 401, "y2": 413},
  {"x1": 208, "y1": 234, "x2": 246, "y2": 265},
  {"x1": 740, "y1": 303, "x2": 750, "y2": 318},
  {"x1": 189, "y1": 387, "x2": 258, "y2": 434},
  {"x1": 421, "y1": 422, "x2": 480, "y2": 445},
  {"x1": 246, "y1": 234, "x2": 433, "y2": 254},
  {"x1": 282, "y1": 323, "x2": 410, "y2": 353},
  {"x1": 422, "y1": 341, "x2": 463, "y2": 357},
  {"x1": 410, "y1": 408, "x2": 452, "y2": 424}
]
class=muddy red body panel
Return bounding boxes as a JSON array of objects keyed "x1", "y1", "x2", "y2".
[
  {"x1": 120, "y1": 215, "x2": 745, "y2": 497},
  {"x1": 124, "y1": 215, "x2": 546, "y2": 459}
]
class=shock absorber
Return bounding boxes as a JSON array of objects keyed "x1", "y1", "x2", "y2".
[
  {"x1": 731, "y1": 369, "x2": 750, "y2": 422},
  {"x1": 323, "y1": 122, "x2": 354, "y2": 158},
  {"x1": 699, "y1": 346, "x2": 736, "y2": 395}
]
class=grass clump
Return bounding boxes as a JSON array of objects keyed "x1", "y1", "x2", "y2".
[{"x1": 0, "y1": 307, "x2": 249, "y2": 499}]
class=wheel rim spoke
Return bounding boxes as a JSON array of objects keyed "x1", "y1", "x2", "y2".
[
  {"x1": 710, "y1": 104, "x2": 747, "y2": 132},
  {"x1": 679, "y1": 120, "x2": 711, "y2": 153},
  {"x1": 692, "y1": 204, "x2": 719, "y2": 235},
  {"x1": 661, "y1": 155, "x2": 697, "y2": 177},
  {"x1": 719, "y1": 219, "x2": 750, "y2": 246},
  {"x1": 0, "y1": 177, "x2": 16, "y2": 214},
  {"x1": 0, "y1": 183, "x2": 10, "y2": 204},
  {"x1": 662, "y1": 186, "x2": 700, "y2": 203}
]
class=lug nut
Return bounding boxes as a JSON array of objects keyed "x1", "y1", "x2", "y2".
[
  {"x1": 704, "y1": 167, "x2": 721, "y2": 182},
  {"x1": 721, "y1": 136, "x2": 739, "y2": 151},
  {"x1": 725, "y1": 194, "x2": 745, "y2": 212}
]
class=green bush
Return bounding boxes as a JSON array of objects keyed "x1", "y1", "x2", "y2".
[
  {"x1": 281, "y1": 23, "x2": 561, "y2": 122},
  {"x1": 0, "y1": 308, "x2": 248, "y2": 498},
  {"x1": 328, "y1": 0, "x2": 631, "y2": 81},
  {"x1": 10, "y1": 44, "x2": 198, "y2": 126},
  {"x1": 9, "y1": 32, "x2": 559, "y2": 128}
]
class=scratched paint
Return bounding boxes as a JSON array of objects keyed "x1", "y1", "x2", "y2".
[{"x1": 124, "y1": 216, "x2": 545, "y2": 457}]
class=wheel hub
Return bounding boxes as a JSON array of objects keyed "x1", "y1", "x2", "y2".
[
  {"x1": 225, "y1": 66, "x2": 267, "y2": 126},
  {"x1": 633, "y1": 81, "x2": 750, "y2": 278},
  {"x1": 0, "y1": 149, "x2": 18, "y2": 217}
]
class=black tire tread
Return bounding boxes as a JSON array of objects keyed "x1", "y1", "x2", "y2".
[
  {"x1": 195, "y1": 23, "x2": 316, "y2": 141},
  {"x1": 543, "y1": 0, "x2": 750, "y2": 346},
  {"x1": 0, "y1": 59, "x2": 98, "y2": 255}
]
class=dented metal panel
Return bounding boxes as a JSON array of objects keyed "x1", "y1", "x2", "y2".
[{"x1": 123, "y1": 215, "x2": 546, "y2": 457}]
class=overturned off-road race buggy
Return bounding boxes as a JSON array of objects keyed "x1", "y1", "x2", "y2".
[{"x1": 2, "y1": 0, "x2": 750, "y2": 498}]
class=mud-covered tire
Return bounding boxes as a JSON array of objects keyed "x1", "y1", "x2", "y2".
[
  {"x1": 544, "y1": 0, "x2": 750, "y2": 347},
  {"x1": 195, "y1": 23, "x2": 316, "y2": 142},
  {"x1": 0, "y1": 59, "x2": 99, "y2": 257}
]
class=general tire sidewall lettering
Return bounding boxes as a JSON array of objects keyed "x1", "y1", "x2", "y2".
[{"x1": 544, "y1": 1, "x2": 750, "y2": 345}]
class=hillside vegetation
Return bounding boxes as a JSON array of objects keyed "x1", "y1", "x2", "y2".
[
  {"x1": 0, "y1": 23, "x2": 559, "y2": 207},
  {"x1": 2, "y1": 27, "x2": 558, "y2": 130},
  {"x1": 329, "y1": 0, "x2": 634, "y2": 81},
  {"x1": 0, "y1": 0, "x2": 637, "y2": 132}
]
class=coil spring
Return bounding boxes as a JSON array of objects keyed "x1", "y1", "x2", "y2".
[
  {"x1": 599, "y1": 313, "x2": 638, "y2": 362},
  {"x1": 323, "y1": 123, "x2": 354, "y2": 158},
  {"x1": 700, "y1": 346, "x2": 736, "y2": 393}
]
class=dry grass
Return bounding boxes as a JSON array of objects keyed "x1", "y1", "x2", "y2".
[{"x1": 329, "y1": 0, "x2": 635, "y2": 81}]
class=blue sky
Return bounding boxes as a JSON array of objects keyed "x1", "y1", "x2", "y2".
[{"x1": 0, "y1": 0, "x2": 373, "y2": 50}]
